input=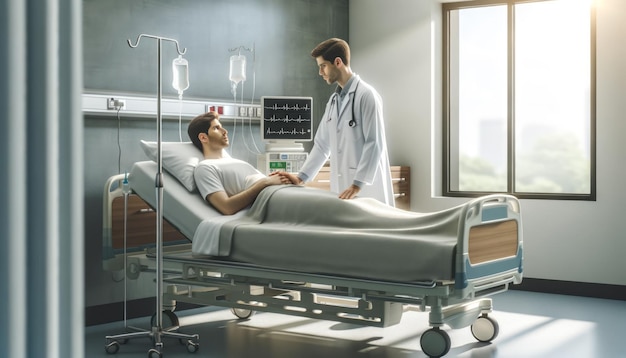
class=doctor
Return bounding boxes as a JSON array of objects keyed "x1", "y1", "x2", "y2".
[{"x1": 293, "y1": 38, "x2": 395, "y2": 206}]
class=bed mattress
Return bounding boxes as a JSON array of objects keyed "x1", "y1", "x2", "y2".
[{"x1": 130, "y1": 161, "x2": 459, "y2": 283}]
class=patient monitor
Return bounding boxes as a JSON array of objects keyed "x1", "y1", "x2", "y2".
[{"x1": 257, "y1": 96, "x2": 313, "y2": 174}]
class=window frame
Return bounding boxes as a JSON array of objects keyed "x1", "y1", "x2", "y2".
[{"x1": 442, "y1": 0, "x2": 596, "y2": 200}]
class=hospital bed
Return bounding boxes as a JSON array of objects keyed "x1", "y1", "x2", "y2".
[{"x1": 102, "y1": 144, "x2": 523, "y2": 358}]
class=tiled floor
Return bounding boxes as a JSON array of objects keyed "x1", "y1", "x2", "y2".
[{"x1": 86, "y1": 290, "x2": 626, "y2": 358}]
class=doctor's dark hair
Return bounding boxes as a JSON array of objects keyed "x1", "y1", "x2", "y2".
[
  {"x1": 188, "y1": 111, "x2": 220, "y2": 152},
  {"x1": 311, "y1": 38, "x2": 350, "y2": 66}
]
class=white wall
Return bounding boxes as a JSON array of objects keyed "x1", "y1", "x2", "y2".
[{"x1": 349, "y1": 0, "x2": 626, "y2": 286}]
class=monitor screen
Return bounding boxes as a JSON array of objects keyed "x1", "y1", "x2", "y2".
[{"x1": 261, "y1": 96, "x2": 313, "y2": 142}]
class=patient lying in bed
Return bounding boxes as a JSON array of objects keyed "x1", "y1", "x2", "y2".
[
  {"x1": 183, "y1": 111, "x2": 461, "y2": 280},
  {"x1": 127, "y1": 103, "x2": 521, "y2": 290},
  {"x1": 188, "y1": 111, "x2": 297, "y2": 215}
]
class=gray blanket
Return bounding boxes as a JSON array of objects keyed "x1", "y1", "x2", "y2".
[{"x1": 217, "y1": 185, "x2": 463, "y2": 282}]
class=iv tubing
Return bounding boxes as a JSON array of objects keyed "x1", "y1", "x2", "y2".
[
  {"x1": 178, "y1": 94, "x2": 183, "y2": 142},
  {"x1": 247, "y1": 44, "x2": 262, "y2": 154}
]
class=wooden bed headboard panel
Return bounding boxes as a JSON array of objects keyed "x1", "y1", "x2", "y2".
[
  {"x1": 111, "y1": 194, "x2": 186, "y2": 249},
  {"x1": 468, "y1": 220, "x2": 519, "y2": 264}
]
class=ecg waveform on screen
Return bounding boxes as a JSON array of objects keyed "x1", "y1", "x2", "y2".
[
  {"x1": 265, "y1": 128, "x2": 311, "y2": 136},
  {"x1": 265, "y1": 115, "x2": 311, "y2": 123},
  {"x1": 264, "y1": 103, "x2": 311, "y2": 112}
]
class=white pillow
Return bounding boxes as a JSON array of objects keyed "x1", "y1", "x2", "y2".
[{"x1": 140, "y1": 140, "x2": 204, "y2": 192}]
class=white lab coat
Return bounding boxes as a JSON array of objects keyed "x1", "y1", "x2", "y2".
[{"x1": 299, "y1": 75, "x2": 395, "y2": 206}]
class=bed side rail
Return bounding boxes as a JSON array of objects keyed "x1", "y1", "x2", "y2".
[
  {"x1": 102, "y1": 173, "x2": 126, "y2": 271},
  {"x1": 454, "y1": 194, "x2": 523, "y2": 298}
]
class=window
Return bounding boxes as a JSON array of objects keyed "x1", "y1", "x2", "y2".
[{"x1": 443, "y1": 0, "x2": 595, "y2": 200}]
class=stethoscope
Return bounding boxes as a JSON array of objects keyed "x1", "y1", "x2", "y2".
[{"x1": 329, "y1": 81, "x2": 360, "y2": 128}]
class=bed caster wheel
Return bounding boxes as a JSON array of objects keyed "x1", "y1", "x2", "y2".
[
  {"x1": 420, "y1": 327, "x2": 451, "y2": 358},
  {"x1": 147, "y1": 348, "x2": 162, "y2": 358},
  {"x1": 231, "y1": 307, "x2": 254, "y2": 319},
  {"x1": 150, "y1": 310, "x2": 180, "y2": 329},
  {"x1": 105, "y1": 340, "x2": 120, "y2": 354},
  {"x1": 471, "y1": 314, "x2": 499, "y2": 342},
  {"x1": 185, "y1": 340, "x2": 200, "y2": 353}
]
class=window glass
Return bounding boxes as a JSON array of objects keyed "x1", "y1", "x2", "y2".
[
  {"x1": 514, "y1": 0, "x2": 591, "y2": 194},
  {"x1": 444, "y1": 0, "x2": 594, "y2": 199},
  {"x1": 451, "y1": 5, "x2": 508, "y2": 192}
]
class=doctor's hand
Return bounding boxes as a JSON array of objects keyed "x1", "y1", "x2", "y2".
[
  {"x1": 269, "y1": 171, "x2": 302, "y2": 185},
  {"x1": 264, "y1": 173, "x2": 292, "y2": 186},
  {"x1": 339, "y1": 184, "x2": 361, "y2": 200}
]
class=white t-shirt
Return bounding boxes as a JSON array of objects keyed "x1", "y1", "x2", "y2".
[{"x1": 194, "y1": 158, "x2": 265, "y2": 200}]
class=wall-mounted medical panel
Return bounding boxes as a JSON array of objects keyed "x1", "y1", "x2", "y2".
[{"x1": 82, "y1": 93, "x2": 261, "y2": 122}]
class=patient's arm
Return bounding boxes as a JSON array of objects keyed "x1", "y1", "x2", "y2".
[{"x1": 207, "y1": 175, "x2": 290, "y2": 215}]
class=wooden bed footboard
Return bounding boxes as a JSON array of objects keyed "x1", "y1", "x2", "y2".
[
  {"x1": 455, "y1": 194, "x2": 523, "y2": 297},
  {"x1": 468, "y1": 220, "x2": 519, "y2": 264}
]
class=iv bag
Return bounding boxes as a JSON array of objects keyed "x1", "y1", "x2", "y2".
[
  {"x1": 229, "y1": 54, "x2": 246, "y2": 84},
  {"x1": 172, "y1": 55, "x2": 190, "y2": 95}
]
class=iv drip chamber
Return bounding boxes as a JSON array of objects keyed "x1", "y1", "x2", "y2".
[
  {"x1": 229, "y1": 54, "x2": 246, "y2": 84},
  {"x1": 172, "y1": 55, "x2": 190, "y2": 95}
]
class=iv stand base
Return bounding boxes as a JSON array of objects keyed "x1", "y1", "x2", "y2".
[{"x1": 105, "y1": 320, "x2": 199, "y2": 357}]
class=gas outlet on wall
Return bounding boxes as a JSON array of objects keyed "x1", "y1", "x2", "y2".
[{"x1": 107, "y1": 97, "x2": 126, "y2": 110}]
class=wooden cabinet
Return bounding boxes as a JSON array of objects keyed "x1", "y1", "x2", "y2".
[
  {"x1": 307, "y1": 166, "x2": 411, "y2": 210},
  {"x1": 391, "y1": 166, "x2": 411, "y2": 210}
]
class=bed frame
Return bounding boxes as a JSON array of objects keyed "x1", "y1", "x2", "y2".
[{"x1": 102, "y1": 171, "x2": 523, "y2": 358}]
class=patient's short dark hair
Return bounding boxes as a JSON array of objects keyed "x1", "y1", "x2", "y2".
[{"x1": 188, "y1": 111, "x2": 219, "y2": 152}]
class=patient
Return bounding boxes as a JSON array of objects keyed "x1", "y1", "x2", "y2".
[{"x1": 188, "y1": 111, "x2": 297, "y2": 215}]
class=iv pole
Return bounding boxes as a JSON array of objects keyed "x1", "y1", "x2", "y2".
[{"x1": 104, "y1": 34, "x2": 199, "y2": 358}]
